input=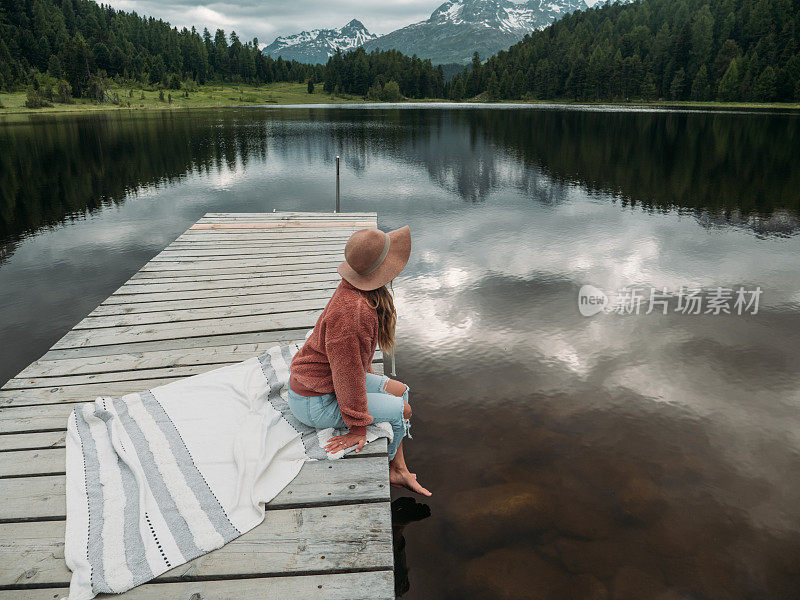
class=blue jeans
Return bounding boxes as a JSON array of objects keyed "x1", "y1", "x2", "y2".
[{"x1": 287, "y1": 371, "x2": 410, "y2": 459}]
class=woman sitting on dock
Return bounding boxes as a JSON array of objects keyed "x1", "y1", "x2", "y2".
[{"x1": 287, "y1": 225, "x2": 431, "y2": 497}]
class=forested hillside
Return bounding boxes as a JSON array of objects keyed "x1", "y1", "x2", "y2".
[
  {"x1": 324, "y1": 48, "x2": 445, "y2": 99},
  {"x1": 452, "y1": 0, "x2": 800, "y2": 102},
  {"x1": 2, "y1": 0, "x2": 797, "y2": 104},
  {"x1": 0, "y1": 0, "x2": 322, "y2": 96},
  {"x1": 0, "y1": 0, "x2": 444, "y2": 101}
]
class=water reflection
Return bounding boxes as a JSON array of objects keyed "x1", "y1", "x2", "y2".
[
  {"x1": 1, "y1": 107, "x2": 800, "y2": 599},
  {"x1": 0, "y1": 112, "x2": 270, "y2": 245},
  {"x1": 2, "y1": 107, "x2": 799, "y2": 249},
  {"x1": 390, "y1": 200, "x2": 800, "y2": 598},
  {"x1": 392, "y1": 497, "x2": 432, "y2": 597}
]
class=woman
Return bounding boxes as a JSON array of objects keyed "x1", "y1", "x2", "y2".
[{"x1": 287, "y1": 225, "x2": 431, "y2": 497}]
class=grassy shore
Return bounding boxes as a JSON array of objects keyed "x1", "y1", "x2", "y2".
[
  {"x1": 1, "y1": 82, "x2": 798, "y2": 114},
  {"x1": 0, "y1": 82, "x2": 367, "y2": 114},
  {"x1": 551, "y1": 99, "x2": 800, "y2": 110}
]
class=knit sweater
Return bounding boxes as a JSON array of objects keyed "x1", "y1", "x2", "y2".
[{"x1": 289, "y1": 278, "x2": 379, "y2": 436}]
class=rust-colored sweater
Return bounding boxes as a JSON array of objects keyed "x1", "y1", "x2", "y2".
[{"x1": 288, "y1": 278, "x2": 378, "y2": 436}]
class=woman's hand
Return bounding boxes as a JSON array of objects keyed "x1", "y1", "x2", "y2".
[{"x1": 324, "y1": 431, "x2": 367, "y2": 454}]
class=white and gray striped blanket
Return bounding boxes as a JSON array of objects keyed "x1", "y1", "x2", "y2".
[{"x1": 62, "y1": 342, "x2": 392, "y2": 600}]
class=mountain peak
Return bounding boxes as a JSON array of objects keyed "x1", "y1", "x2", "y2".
[
  {"x1": 345, "y1": 19, "x2": 367, "y2": 30},
  {"x1": 262, "y1": 19, "x2": 377, "y2": 64}
]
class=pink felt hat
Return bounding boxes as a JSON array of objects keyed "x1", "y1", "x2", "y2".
[{"x1": 337, "y1": 226, "x2": 411, "y2": 291}]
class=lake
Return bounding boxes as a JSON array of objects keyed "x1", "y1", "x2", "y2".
[{"x1": 2, "y1": 105, "x2": 800, "y2": 599}]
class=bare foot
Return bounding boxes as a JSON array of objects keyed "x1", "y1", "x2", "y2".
[{"x1": 390, "y1": 467, "x2": 431, "y2": 496}]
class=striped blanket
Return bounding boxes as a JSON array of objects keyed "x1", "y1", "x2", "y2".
[{"x1": 62, "y1": 342, "x2": 392, "y2": 600}]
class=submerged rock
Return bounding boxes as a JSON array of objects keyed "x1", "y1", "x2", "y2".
[
  {"x1": 445, "y1": 482, "x2": 552, "y2": 552},
  {"x1": 556, "y1": 535, "x2": 661, "y2": 582},
  {"x1": 611, "y1": 566, "x2": 668, "y2": 600},
  {"x1": 464, "y1": 547, "x2": 571, "y2": 600},
  {"x1": 660, "y1": 550, "x2": 744, "y2": 600},
  {"x1": 643, "y1": 503, "x2": 735, "y2": 559},
  {"x1": 570, "y1": 573, "x2": 609, "y2": 600},
  {"x1": 551, "y1": 498, "x2": 616, "y2": 540},
  {"x1": 618, "y1": 475, "x2": 663, "y2": 523}
]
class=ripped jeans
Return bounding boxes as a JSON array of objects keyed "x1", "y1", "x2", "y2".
[{"x1": 287, "y1": 371, "x2": 411, "y2": 460}]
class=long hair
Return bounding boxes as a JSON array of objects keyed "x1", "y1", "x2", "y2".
[{"x1": 362, "y1": 282, "x2": 397, "y2": 353}]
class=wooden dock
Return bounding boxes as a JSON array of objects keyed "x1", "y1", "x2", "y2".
[{"x1": 0, "y1": 213, "x2": 395, "y2": 599}]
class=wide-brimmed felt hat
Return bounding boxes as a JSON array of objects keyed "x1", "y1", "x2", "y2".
[{"x1": 338, "y1": 225, "x2": 411, "y2": 291}]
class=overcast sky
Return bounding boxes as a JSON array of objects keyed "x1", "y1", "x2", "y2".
[{"x1": 98, "y1": 1, "x2": 445, "y2": 46}]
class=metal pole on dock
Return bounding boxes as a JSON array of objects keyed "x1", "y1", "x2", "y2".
[
  {"x1": 382, "y1": 348, "x2": 397, "y2": 376},
  {"x1": 335, "y1": 156, "x2": 340, "y2": 213}
]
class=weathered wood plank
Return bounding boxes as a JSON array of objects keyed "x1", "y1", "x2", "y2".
[
  {"x1": 17, "y1": 342, "x2": 302, "y2": 378},
  {"x1": 202, "y1": 210, "x2": 378, "y2": 219},
  {"x1": 0, "y1": 449, "x2": 65, "y2": 476},
  {"x1": 138, "y1": 254, "x2": 341, "y2": 272},
  {"x1": 150, "y1": 251, "x2": 340, "y2": 262},
  {"x1": 52, "y1": 310, "x2": 321, "y2": 349},
  {"x1": 0, "y1": 431, "x2": 66, "y2": 452},
  {"x1": 173, "y1": 234, "x2": 360, "y2": 244},
  {"x1": 164, "y1": 240, "x2": 350, "y2": 249},
  {"x1": 152, "y1": 244, "x2": 346, "y2": 258},
  {"x1": 0, "y1": 438, "x2": 387, "y2": 476},
  {"x1": 198, "y1": 217, "x2": 375, "y2": 221},
  {"x1": 190, "y1": 221, "x2": 374, "y2": 230},
  {"x1": 194, "y1": 216, "x2": 371, "y2": 222},
  {"x1": 129, "y1": 262, "x2": 340, "y2": 281},
  {"x1": 102, "y1": 274, "x2": 340, "y2": 304},
  {"x1": 172, "y1": 236, "x2": 356, "y2": 246},
  {"x1": 39, "y1": 329, "x2": 314, "y2": 361},
  {"x1": 177, "y1": 229, "x2": 363, "y2": 238},
  {"x1": 0, "y1": 454, "x2": 390, "y2": 521},
  {"x1": 198, "y1": 217, "x2": 375, "y2": 222},
  {"x1": 136, "y1": 256, "x2": 338, "y2": 272},
  {"x1": 200, "y1": 212, "x2": 376, "y2": 218},
  {"x1": 113, "y1": 272, "x2": 339, "y2": 295},
  {"x1": 0, "y1": 503, "x2": 392, "y2": 587},
  {"x1": 122, "y1": 273, "x2": 334, "y2": 289},
  {"x1": 90, "y1": 288, "x2": 335, "y2": 315},
  {"x1": 0, "y1": 382, "x2": 184, "y2": 413},
  {"x1": 18, "y1": 345, "x2": 380, "y2": 379},
  {"x1": 0, "y1": 570, "x2": 394, "y2": 600},
  {"x1": 75, "y1": 297, "x2": 328, "y2": 330},
  {"x1": 0, "y1": 362, "x2": 384, "y2": 410},
  {"x1": 2, "y1": 362, "x2": 241, "y2": 389}
]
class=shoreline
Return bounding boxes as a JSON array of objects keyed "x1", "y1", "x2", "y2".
[
  {"x1": 4, "y1": 100, "x2": 800, "y2": 117},
  {"x1": 2, "y1": 82, "x2": 799, "y2": 116}
]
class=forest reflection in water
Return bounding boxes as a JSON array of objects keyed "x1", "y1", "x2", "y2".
[
  {"x1": 2, "y1": 106, "x2": 799, "y2": 246},
  {"x1": 1, "y1": 106, "x2": 800, "y2": 599}
]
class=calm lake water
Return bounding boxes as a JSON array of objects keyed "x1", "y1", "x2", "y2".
[{"x1": 2, "y1": 105, "x2": 800, "y2": 599}]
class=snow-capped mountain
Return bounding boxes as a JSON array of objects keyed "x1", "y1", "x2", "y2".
[
  {"x1": 263, "y1": 1, "x2": 620, "y2": 66},
  {"x1": 362, "y1": 0, "x2": 593, "y2": 64},
  {"x1": 262, "y1": 19, "x2": 377, "y2": 64}
]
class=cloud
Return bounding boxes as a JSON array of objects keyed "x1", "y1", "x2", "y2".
[{"x1": 95, "y1": 0, "x2": 441, "y2": 45}]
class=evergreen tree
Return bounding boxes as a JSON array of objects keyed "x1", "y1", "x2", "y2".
[
  {"x1": 718, "y1": 58, "x2": 741, "y2": 100},
  {"x1": 754, "y1": 66, "x2": 777, "y2": 101},
  {"x1": 486, "y1": 72, "x2": 500, "y2": 101},
  {"x1": 450, "y1": 75, "x2": 465, "y2": 101},
  {"x1": 691, "y1": 65, "x2": 711, "y2": 100},
  {"x1": 670, "y1": 68, "x2": 687, "y2": 100},
  {"x1": 512, "y1": 70, "x2": 525, "y2": 99},
  {"x1": 499, "y1": 70, "x2": 512, "y2": 98}
]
